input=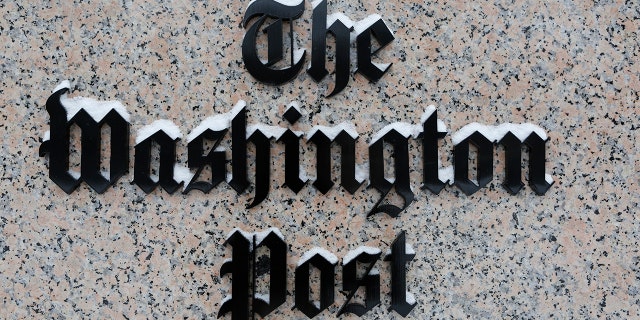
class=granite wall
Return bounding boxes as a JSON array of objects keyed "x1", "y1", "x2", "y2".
[{"x1": 1, "y1": 0, "x2": 638, "y2": 318}]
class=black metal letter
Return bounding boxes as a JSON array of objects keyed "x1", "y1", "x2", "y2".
[
  {"x1": 253, "y1": 230, "x2": 287, "y2": 317},
  {"x1": 384, "y1": 231, "x2": 416, "y2": 317},
  {"x1": 229, "y1": 106, "x2": 249, "y2": 194},
  {"x1": 368, "y1": 129, "x2": 414, "y2": 217},
  {"x1": 499, "y1": 132, "x2": 524, "y2": 194},
  {"x1": 242, "y1": 0, "x2": 306, "y2": 85},
  {"x1": 454, "y1": 132, "x2": 493, "y2": 195},
  {"x1": 421, "y1": 110, "x2": 448, "y2": 194},
  {"x1": 335, "y1": 131, "x2": 364, "y2": 194},
  {"x1": 40, "y1": 86, "x2": 129, "y2": 194},
  {"x1": 278, "y1": 129, "x2": 306, "y2": 193},
  {"x1": 308, "y1": 130, "x2": 334, "y2": 194},
  {"x1": 337, "y1": 248, "x2": 381, "y2": 316},
  {"x1": 184, "y1": 128, "x2": 227, "y2": 193},
  {"x1": 133, "y1": 130, "x2": 181, "y2": 194},
  {"x1": 247, "y1": 129, "x2": 272, "y2": 208},
  {"x1": 218, "y1": 231, "x2": 252, "y2": 319},
  {"x1": 309, "y1": 127, "x2": 363, "y2": 194},
  {"x1": 308, "y1": 0, "x2": 353, "y2": 97},
  {"x1": 525, "y1": 133, "x2": 553, "y2": 194},
  {"x1": 295, "y1": 249, "x2": 337, "y2": 318},
  {"x1": 356, "y1": 18, "x2": 394, "y2": 82}
]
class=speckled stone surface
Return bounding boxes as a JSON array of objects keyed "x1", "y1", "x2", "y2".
[{"x1": 1, "y1": 0, "x2": 639, "y2": 318}]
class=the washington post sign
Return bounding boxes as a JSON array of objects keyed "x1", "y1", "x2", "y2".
[{"x1": 39, "y1": 0, "x2": 553, "y2": 318}]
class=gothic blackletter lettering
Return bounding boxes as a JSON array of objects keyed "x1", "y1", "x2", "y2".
[
  {"x1": 335, "y1": 131, "x2": 364, "y2": 194},
  {"x1": 295, "y1": 249, "x2": 337, "y2": 318},
  {"x1": 384, "y1": 231, "x2": 416, "y2": 317},
  {"x1": 133, "y1": 128, "x2": 181, "y2": 194},
  {"x1": 524, "y1": 133, "x2": 553, "y2": 194},
  {"x1": 278, "y1": 129, "x2": 306, "y2": 193},
  {"x1": 307, "y1": 0, "x2": 353, "y2": 97},
  {"x1": 454, "y1": 131, "x2": 493, "y2": 195},
  {"x1": 242, "y1": 0, "x2": 306, "y2": 85},
  {"x1": 253, "y1": 230, "x2": 287, "y2": 317},
  {"x1": 184, "y1": 128, "x2": 227, "y2": 193},
  {"x1": 368, "y1": 129, "x2": 414, "y2": 217},
  {"x1": 337, "y1": 247, "x2": 381, "y2": 316},
  {"x1": 246, "y1": 129, "x2": 272, "y2": 208},
  {"x1": 421, "y1": 110, "x2": 448, "y2": 194},
  {"x1": 355, "y1": 18, "x2": 394, "y2": 82},
  {"x1": 40, "y1": 86, "x2": 129, "y2": 194},
  {"x1": 499, "y1": 132, "x2": 525, "y2": 194},
  {"x1": 229, "y1": 106, "x2": 249, "y2": 194},
  {"x1": 218, "y1": 230, "x2": 252, "y2": 319}
]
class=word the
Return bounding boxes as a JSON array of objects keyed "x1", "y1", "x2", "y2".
[{"x1": 242, "y1": 0, "x2": 394, "y2": 96}]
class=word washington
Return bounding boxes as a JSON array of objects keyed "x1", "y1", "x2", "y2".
[{"x1": 40, "y1": 82, "x2": 553, "y2": 217}]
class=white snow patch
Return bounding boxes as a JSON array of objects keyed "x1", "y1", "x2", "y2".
[
  {"x1": 173, "y1": 165, "x2": 194, "y2": 188},
  {"x1": 406, "y1": 291, "x2": 416, "y2": 305},
  {"x1": 353, "y1": 14, "x2": 385, "y2": 36},
  {"x1": 254, "y1": 293, "x2": 270, "y2": 304},
  {"x1": 187, "y1": 101, "x2": 246, "y2": 142},
  {"x1": 136, "y1": 120, "x2": 182, "y2": 144},
  {"x1": 247, "y1": 124, "x2": 287, "y2": 139},
  {"x1": 545, "y1": 173, "x2": 554, "y2": 185},
  {"x1": 385, "y1": 244, "x2": 417, "y2": 256},
  {"x1": 343, "y1": 246, "x2": 381, "y2": 265},
  {"x1": 437, "y1": 120, "x2": 447, "y2": 133},
  {"x1": 286, "y1": 101, "x2": 302, "y2": 114},
  {"x1": 369, "y1": 268, "x2": 380, "y2": 275},
  {"x1": 226, "y1": 228, "x2": 254, "y2": 243},
  {"x1": 297, "y1": 247, "x2": 338, "y2": 266},
  {"x1": 43, "y1": 130, "x2": 50, "y2": 142},
  {"x1": 369, "y1": 122, "x2": 421, "y2": 145},
  {"x1": 274, "y1": 0, "x2": 303, "y2": 5},
  {"x1": 294, "y1": 49, "x2": 305, "y2": 64},
  {"x1": 311, "y1": 0, "x2": 323, "y2": 8},
  {"x1": 451, "y1": 123, "x2": 548, "y2": 145},
  {"x1": 187, "y1": 115, "x2": 229, "y2": 142},
  {"x1": 221, "y1": 295, "x2": 232, "y2": 305},
  {"x1": 307, "y1": 122, "x2": 358, "y2": 140},
  {"x1": 372, "y1": 61, "x2": 391, "y2": 71},
  {"x1": 355, "y1": 164, "x2": 369, "y2": 184},
  {"x1": 53, "y1": 80, "x2": 71, "y2": 93},
  {"x1": 247, "y1": 0, "x2": 303, "y2": 8},
  {"x1": 255, "y1": 227, "x2": 285, "y2": 245},
  {"x1": 54, "y1": 80, "x2": 130, "y2": 122},
  {"x1": 405, "y1": 243, "x2": 415, "y2": 255},
  {"x1": 420, "y1": 105, "x2": 447, "y2": 133},
  {"x1": 421, "y1": 105, "x2": 437, "y2": 123},
  {"x1": 229, "y1": 100, "x2": 247, "y2": 118},
  {"x1": 327, "y1": 12, "x2": 355, "y2": 29},
  {"x1": 439, "y1": 166, "x2": 454, "y2": 185},
  {"x1": 61, "y1": 95, "x2": 130, "y2": 122},
  {"x1": 68, "y1": 170, "x2": 80, "y2": 179}
]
